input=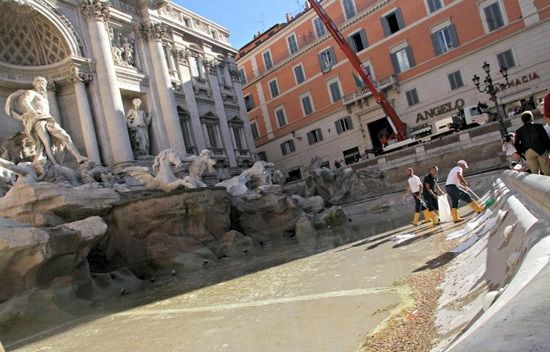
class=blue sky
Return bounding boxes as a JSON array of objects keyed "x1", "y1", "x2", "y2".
[{"x1": 175, "y1": 0, "x2": 306, "y2": 49}]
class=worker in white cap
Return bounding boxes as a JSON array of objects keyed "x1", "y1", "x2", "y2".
[{"x1": 444, "y1": 160, "x2": 484, "y2": 222}]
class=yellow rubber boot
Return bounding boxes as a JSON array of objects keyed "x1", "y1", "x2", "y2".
[
  {"x1": 422, "y1": 210, "x2": 433, "y2": 225},
  {"x1": 451, "y1": 208, "x2": 464, "y2": 223},
  {"x1": 470, "y1": 201, "x2": 485, "y2": 214},
  {"x1": 431, "y1": 211, "x2": 440, "y2": 225},
  {"x1": 411, "y1": 212, "x2": 420, "y2": 226}
]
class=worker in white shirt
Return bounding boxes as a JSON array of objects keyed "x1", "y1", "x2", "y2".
[
  {"x1": 405, "y1": 168, "x2": 432, "y2": 226},
  {"x1": 444, "y1": 160, "x2": 484, "y2": 222}
]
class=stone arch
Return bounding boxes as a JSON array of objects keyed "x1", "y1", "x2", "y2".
[{"x1": 0, "y1": 0, "x2": 83, "y2": 66}]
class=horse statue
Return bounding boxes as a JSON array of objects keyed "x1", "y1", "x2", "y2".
[
  {"x1": 125, "y1": 148, "x2": 194, "y2": 192},
  {"x1": 124, "y1": 148, "x2": 216, "y2": 192},
  {"x1": 181, "y1": 149, "x2": 216, "y2": 188}
]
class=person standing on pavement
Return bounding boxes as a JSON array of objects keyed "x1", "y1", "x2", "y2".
[
  {"x1": 423, "y1": 166, "x2": 445, "y2": 225},
  {"x1": 405, "y1": 168, "x2": 432, "y2": 226},
  {"x1": 514, "y1": 111, "x2": 550, "y2": 175},
  {"x1": 445, "y1": 160, "x2": 484, "y2": 223}
]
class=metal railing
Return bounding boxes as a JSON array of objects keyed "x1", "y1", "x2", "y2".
[{"x1": 342, "y1": 74, "x2": 397, "y2": 105}]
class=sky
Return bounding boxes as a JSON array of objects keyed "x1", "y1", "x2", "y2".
[{"x1": 175, "y1": 0, "x2": 307, "y2": 49}]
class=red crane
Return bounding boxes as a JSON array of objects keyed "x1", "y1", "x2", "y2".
[{"x1": 307, "y1": 0, "x2": 407, "y2": 141}]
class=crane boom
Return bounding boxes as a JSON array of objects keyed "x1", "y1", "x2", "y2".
[{"x1": 307, "y1": 0, "x2": 407, "y2": 141}]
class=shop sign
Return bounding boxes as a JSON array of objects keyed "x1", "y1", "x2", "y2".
[
  {"x1": 499, "y1": 72, "x2": 539, "y2": 91},
  {"x1": 416, "y1": 98, "x2": 465, "y2": 123}
]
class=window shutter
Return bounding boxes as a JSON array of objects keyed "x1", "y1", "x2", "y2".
[
  {"x1": 348, "y1": 36, "x2": 357, "y2": 52},
  {"x1": 318, "y1": 52, "x2": 326, "y2": 71},
  {"x1": 347, "y1": 117, "x2": 354, "y2": 129},
  {"x1": 431, "y1": 32, "x2": 442, "y2": 56},
  {"x1": 359, "y1": 29, "x2": 369, "y2": 48},
  {"x1": 335, "y1": 120, "x2": 343, "y2": 134},
  {"x1": 390, "y1": 52, "x2": 401, "y2": 74},
  {"x1": 448, "y1": 24, "x2": 459, "y2": 48},
  {"x1": 307, "y1": 132, "x2": 314, "y2": 145},
  {"x1": 406, "y1": 46, "x2": 416, "y2": 67},
  {"x1": 395, "y1": 8, "x2": 405, "y2": 29},
  {"x1": 318, "y1": 129, "x2": 323, "y2": 141},
  {"x1": 381, "y1": 17, "x2": 391, "y2": 37},
  {"x1": 329, "y1": 47, "x2": 336, "y2": 65}
]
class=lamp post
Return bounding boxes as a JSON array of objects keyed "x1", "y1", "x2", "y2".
[{"x1": 472, "y1": 61, "x2": 510, "y2": 138}]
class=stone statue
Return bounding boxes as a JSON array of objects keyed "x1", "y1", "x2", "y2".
[
  {"x1": 124, "y1": 148, "x2": 192, "y2": 192},
  {"x1": 216, "y1": 160, "x2": 278, "y2": 196},
  {"x1": 4, "y1": 76, "x2": 88, "y2": 166},
  {"x1": 112, "y1": 45, "x2": 124, "y2": 65},
  {"x1": 0, "y1": 157, "x2": 37, "y2": 185},
  {"x1": 181, "y1": 149, "x2": 216, "y2": 188},
  {"x1": 125, "y1": 98, "x2": 152, "y2": 158},
  {"x1": 121, "y1": 36, "x2": 135, "y2": 67}
]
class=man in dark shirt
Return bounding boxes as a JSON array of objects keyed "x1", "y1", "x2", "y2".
[
  {"x1": 423, "y1": 166, "x2": 444, "y2": 224},
  {"x1": 514, "y1": 111, "x2": 550, "y2": 175}
]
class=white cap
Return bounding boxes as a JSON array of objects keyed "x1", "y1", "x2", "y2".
[{"x1": 457, "y1": 160, "x2": 469, "y2": 168}]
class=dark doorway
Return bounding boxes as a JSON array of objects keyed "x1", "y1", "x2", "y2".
[
  {"x1": 343, "y1": 147, "x2": 360, "y2": 165},
  {"x1": 287, "y1": 168, "x2": 302, "y2": 182},
  {"x1": 367, "y1": 117, "x2": 393, "y2": 153}
]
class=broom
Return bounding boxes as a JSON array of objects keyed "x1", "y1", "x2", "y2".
[{"x1": 467, "y1": 187, "x2": 495, "y2": 207}]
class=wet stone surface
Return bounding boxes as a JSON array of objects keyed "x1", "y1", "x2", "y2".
[{"x1": 7, "y1": 221, "x2": 443, "y2": 352}]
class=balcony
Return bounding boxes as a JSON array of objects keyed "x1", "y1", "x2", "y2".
[{"x1": 342, "y1": 75, "x2": 398, "y2": 106}]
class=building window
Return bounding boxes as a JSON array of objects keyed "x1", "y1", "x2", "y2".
[
  {"x1": 275, "y1": 106, "x2": 287, "y2": 127},
  {"x1": 263, "y1": 50, "x2": 273, "y2": 70},
  {"x1": 287, "y1": 34, "x2": 299, "y2": 55},
  {"x1": 497, "y1": 49, "x2": 516, "y2": 69},
  {"x1": 348, "y1": 29, "x2": 368, "y2": 53},
  {"x1": 335, "y1": 116, "x2": 354, "y2": 134},
  {"x1": 280, "y1": 140, "x2": 296, "y2": 155},
  {"x1": 482, "y1": 1, "x2": 505, "y2": 32},
  {"x1": 327, "y1": 79, "x2": 342, "y2": 103},
  {"x1": 381, "y1": 9, "x2": 405, "y2": 37},
  {"x1": 244, "y1": 95, "x2": 255, "y2": 111},
  {"x1": 426, "y1": 0, "x2": 443, "y2": 13},
  {"x1": 390, "y1": 46, "x2": 415, "y2": 74},
  {"x1": 211, "y1": 29, "x2": 218, "y2": 40},
  {"x1": 448, "y1": 70, "x2": 464, "y2": 90},
  {"x1": 238, "y1": 68, "x2": 246, "y2": 84},
  {"x1": 307, "y1": 128, "x2": 323, "y2": 145},
  {"x1": 218, "y1": 66, "x2": 228, "y2": 86},
  {"x1": 251, "y1": 121, "x2": 259, "y2": 139},
  {"x1": 257, "y1": 151, "x2": 267, "y2": 161},
  {"x1": 232, "y1": 126, "x2": 245, "y2": 150},
  {"x1": 189, "y1": 56, "x2": 202, "y2": 78},
  {"x1": 342, "y1": 0, "x2": 356, "y2": 19},
  {"x1": 313, "y1": 17, "x2": 326, "y2": 38},
  {"x1": 431, "y1": 24, "x2": 459, "y2": 55},
  {"x1": 318, "y1": 47, "x2": 336, "y2": 72},
  {"x1": 205, "y1": 124, "x2": 220, "y2": 148},
  {"x1": 405, "y1": 88, "x2": 419, "y2": 106},
  {"x1": 300, "y1": 93, "x2": 314, "y2": 116},
  {"x1": 268, "y1": 79, "x2": 279, "y2": 98},
  {"x1": 294, "y1": 64, "x2": 306, "y2": 85},
  {"x1": 343, "y1": 147, "x2": 360, "y2": 164},
  {"x1": 177, "y1": 107, "x2": 196, "y2": 155}
]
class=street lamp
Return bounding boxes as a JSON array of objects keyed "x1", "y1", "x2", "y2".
[{"x1": 472, "y1": 61, "x2": 510, "y2": 138}]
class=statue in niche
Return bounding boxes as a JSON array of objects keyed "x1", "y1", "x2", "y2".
[
  {"x1": 4, "y1": 76, "x2": 88, "y2": 166},
  {"x1": 125, "y1": 98, "x2": 152, "y2": 158},
  {"x1": 112, "y1": 45, "x2": 124, "y2": 65},
  {"x1": 121, "y1": 36, "x2": 135, "y2": 67}
]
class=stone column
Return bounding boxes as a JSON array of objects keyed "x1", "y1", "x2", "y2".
[
  {"x1": 206, "y1": 60, "x2": 237, "y2": 168},
  {"x1": 232, "y1": 78, "x2": 257, "y2": 155},
  {"x1": 80, "y1": 0, "x2": 133, "y2": 164},
  {"x1": 175, "y1": 49, "x2": 206, "y2": 152},
  {"x1": 69, "y1": 67, "x2": 101, "y2": 163},
  {"x1": 138, "y1": 21, "x2": 187, "y2": 157}
]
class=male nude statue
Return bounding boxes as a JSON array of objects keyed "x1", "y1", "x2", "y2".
[{"x1": 4, "y1": 76, "x2": 88, "y2": 165}]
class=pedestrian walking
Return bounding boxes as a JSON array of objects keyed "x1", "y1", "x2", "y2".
[
  {"x1": 514, "y1": 111, "x2": 550, "y2": 175},
  {"x1": 404, "y1": 168, "x2": 432, "y2": 226},
  {"x1": 423, "y1": 166, "x2": 445, "y2": 225},
  {"x1": 445, "y1": 160, "x2": 485, "y2": 223}
]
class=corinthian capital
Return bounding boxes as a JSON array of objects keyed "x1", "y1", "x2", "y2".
[
  {"x1": 81, "y1": 0, "x2": 110, "y2": 21},
  {"x1": 138, "y1": 22, "x2": 165, "y2": 41}
]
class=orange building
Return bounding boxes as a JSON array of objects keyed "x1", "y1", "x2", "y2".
[{"x1": 237, "y1": 0, "x2": 550, "y2": 180}]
